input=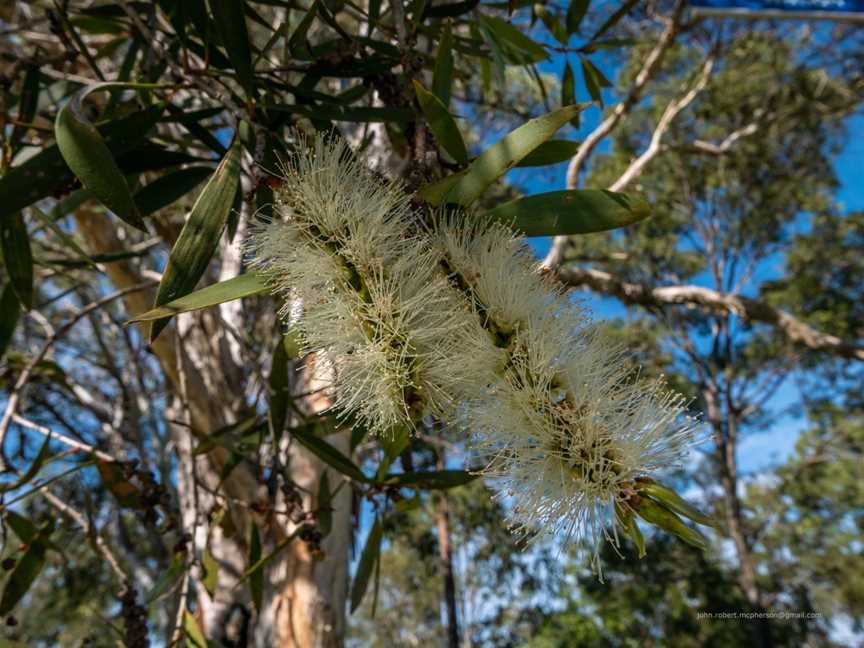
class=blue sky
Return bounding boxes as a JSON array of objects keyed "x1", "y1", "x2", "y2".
[{"x1": 504, "y1": 27, "x2": 863, "y2": 476}]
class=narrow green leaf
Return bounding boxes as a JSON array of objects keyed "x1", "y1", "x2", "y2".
[
  {"x1": 4, "y1": 511, "x2": 39, "y2": 544},
  {"x1": 134, "y1": 166, "x2": 214, "y2": 217},
  {"x1": 432, "y1": 21, "x2": 454, "y2": 107},
  {"x1": 129, "y1": 273, "x2": 268, "y2": 323},
  {"x1": 580, "y1": 56, "x2": 602, "y2": 104},
  {"x1": 10, "y1": 66, "x2": 41, "y2": 150},
  {"x1": 0, "y1": 212, "x2": 33, "y2": 309},
  {"x1": 211, "y1": 0, "x2": 256, "y2": 97},
  {"x1": 184, "y1": 610, "x2": 209, "y2": 648},
  {"x1": 193, "y1": 416, "x2": 263, "y2": 456},
  {"x1": 146, "y1": 551, "x2": 186, "y2": 603},
  {"x1": 535, "y1": 5, "x2": 567, "y2": 45},
  {"x1": 561, "y1": 61, "x2": 579, "y2": 127},
  {"x1": 249, "y1": 524, "x2": 263, "y2": 612},
  {"x1": 0, "y1": 284, "x2": 20, "y2": 360},
  {"x1": 0, "y1": 105, "x2": 163, "y2": 222},
  {"x1": 288, "y1": 0, "x2": 320, "y2": 57},
  {"x1": 383, "y1": 470, "x2": 477, "y2": 490},
  {"x1": 202, "y1": 549, "x2": 219, "y2": 598},
  {"x1": 635, "y1": 498, "x2": 708, "y2": 551},
  {"x1": 566, "y1": 0, "x2": 590, "y2": 34},
  {"x1": 616, "y1": 503, "x2": 645, "y2": 558},
  {"x1": 639, "y1": 480, "x2": 716, "y2": 528},
  {"x1": 478, "y1": 14, "x2": 548, "y2": 65},
  {"x1": 350, "y1": 517, "x2": 382, "y2": 613},
  {"x1": 484, "y1": 189, "x2": 650, "y2": 237},
  {"x1": 149, "y1": 139, "x2": 242, "y2": 341},
  {"x1": 413, "y1": 81, "x2": 468, "y2": 165},
  {"x1": 291, "y1": 427, "x2": 369, "y2": 483},
  {"x1": 0, "y1": 435, "x2": 51, "y2": 493},
  {"x1": 29, "y1": 206, "x2": 97, "y2": 269},
  {"x1": 589, "y1": 0, "x2": 638, "y2": 42},
  {"x1": 376, "y1": 425, "x2": 410, "y2": 481},
  {"x1": 55, "y1": 83, "x2": 165, "y2": 231},
  {"x1": 516, "y1": 139, "x2": 581, "y2": 167},
  {"x1": 0, "y1": 539, "x2": 47, "y2": 615},
  {"x1": 269, "y1": 336, "x2": 291, "y2": 443},
  {"x1": 419, "y1": 104, "x2": 586, "y2": 205}
]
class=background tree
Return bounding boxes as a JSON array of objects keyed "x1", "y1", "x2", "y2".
[{"x1": 1, "y1": 1, "x2": 862, "y2": 647}]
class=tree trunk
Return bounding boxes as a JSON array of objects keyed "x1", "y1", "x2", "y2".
[
  {"x1": 703, "y1": 386, "x2": 773, "y2": 648},
  {"x1": 435, "y1": 451, "x2": 460, "y2": 648},
  {"x1": 75, "y1": 212, "x2": 351, "y2": 646}
]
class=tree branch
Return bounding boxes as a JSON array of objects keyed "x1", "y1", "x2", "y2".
[{"x1": 556, "y1": 266, "x2": 864, "y2": 361}]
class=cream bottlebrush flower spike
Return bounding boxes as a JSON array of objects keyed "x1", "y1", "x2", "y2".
[
  {"x1": 436, "y1": 218, "x2": 710, "y2": 568},
  {"x1": 246, "y1": 134, "x2": 497, "y2": 435}
]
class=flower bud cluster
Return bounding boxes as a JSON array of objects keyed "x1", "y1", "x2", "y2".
[
  {"x1": 247, "y1": 136, "x2": 497, "y2": 436},
  {"x1": 248, "y1": 135, "x2": 701, "y2": 561}
]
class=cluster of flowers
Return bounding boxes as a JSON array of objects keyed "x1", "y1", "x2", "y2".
[{"x1": 247, "y1": 135, "x2": 704, "y2": 564}]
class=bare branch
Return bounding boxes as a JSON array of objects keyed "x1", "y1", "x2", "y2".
[
  {"x1": 556, "y1": 265, "x2": 864, "y2": 361},
  {"x1": 609, "y1": 54, "x2": 715, "y2": 192},
  {"x1": 0, "y1": 281, "x2": 157, "y2": 470}
]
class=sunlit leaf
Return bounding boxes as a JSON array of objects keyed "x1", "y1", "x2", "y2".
[
  {"x1": 0, "y1": 212, "x2": 33, "y2": 309},
  {"x1": 419, "y1": 104, "x2": 585, "y2": 205},
  {"x1": 350, "y1": 517, "x2": 382, "y2": 613},
  {"x1": 129, "y1": 273, "x2": 268, "y2": 324},
  {"x1": 484, "y1": 189, "x2": 651, "y2": 236},
  {"x1": 149, "y1": 139, "x2": 243, "y2": 341},
  {"x1": 413, "y1": 81, "x2": 468, "y2": 165}
]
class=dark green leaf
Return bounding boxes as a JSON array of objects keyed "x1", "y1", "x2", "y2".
[
  {"x1": 639, "y1": 480, "x2": 716, "y2": 528},
  {"x1": 0, "y1": 284, "x2": 20, "y2": 360},
  {"x1": 0, "y1": 537, "x2": 47, "y2": 615},
  {"x1": 566, "y1": 0, "x2": 590, "y2": 34},
  {"x1": 10, "y1": 66, "x2": 41, "y2": 151},
  {"x1": 130, "y1": 273, "x2": 268, "y2": 323},
  {"x1": 288, "y1": 0, "x2": 320, "y2": 57},
  {"x1": 616, "y1": 503, "x2": 646, "y2": 558},
  {"x1": 516, "y1": 139, "x2": 580, "y2": 167},
  {"x1": 535, "y1": 5, "x2": 567, "y2": 45},
  {"x1": 350, "y1": 517, "x2": 382, "y2": 613},
  {"x1": 383, "y1": 470, "x2": 476, "y2": 490},
  {"x1": 249, "y1": 524, "x2": 263, "y2": 612},
  {"x1": 0, "y1": 105, "x2": 163, "y2": 222},
  {"x1": 413, "y1": 81, "x2": 468, "y2": 165},
  {"x1": 4, "y1": 511, "x2": 39, "y2": 544},
  {"x1": 376, "y1": 425, "x2": 410, "y2": 481},
  {"x1": 561, "y1": 61, "x2": 579, "y2": 127},
  {"x1": 266, "y1": 103, "x2": 414, "y2": 123},
  {"x1": 29, "y1": 206, "x2": 97, "y2": 269},
  {"x1": 146, "y1": 551, "x2": 186, "y2": 603},
  {"x1": 635, "y1": 498, "x2": 708, "y2": 551},
  {"x1": 291, "y1": 427, "x2": 369, "y2": 483},
  {"x1": 0, "y1": 435, "x2": 51, "y2": 493},
  {"x1": 432, "y1": 21, "x2": 454, "y2": 107},
  {"x1": 419, "y1": 104, "x2": 585, "y2": 205},
  {"x1": 589, "y1": 0, "x2": 638, "y2": 42},
  {"x1": 269, "y1": 336, "x2": 291, "y2": 443},
  {"x1": 580, "y1": 56, "x2": 602, "y2": 105},
  {"x1": 478, "y1": 14, "x2": 548, "y2": 65},
  {"x1": 134, "y1": 166, "x2": 214, "y2": 217},
  {"x1": 149, "y1": 139, "x2": 242, "y2": 341},
  {"x1": 211, "y1": 0, "x2": 256, "y2": 97},
  {"x1": 55, "y1": 83, "x2": 165, "y2": 231},
  {"x1": 0, "y1": 212, "x2": 33, "y2": 309},
  {"x1": 192, "y1": 416, "x2": 263, "y2": 456},
  {"x1": 484, "y1": 189, "x2": 650, "y2": 236}
]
